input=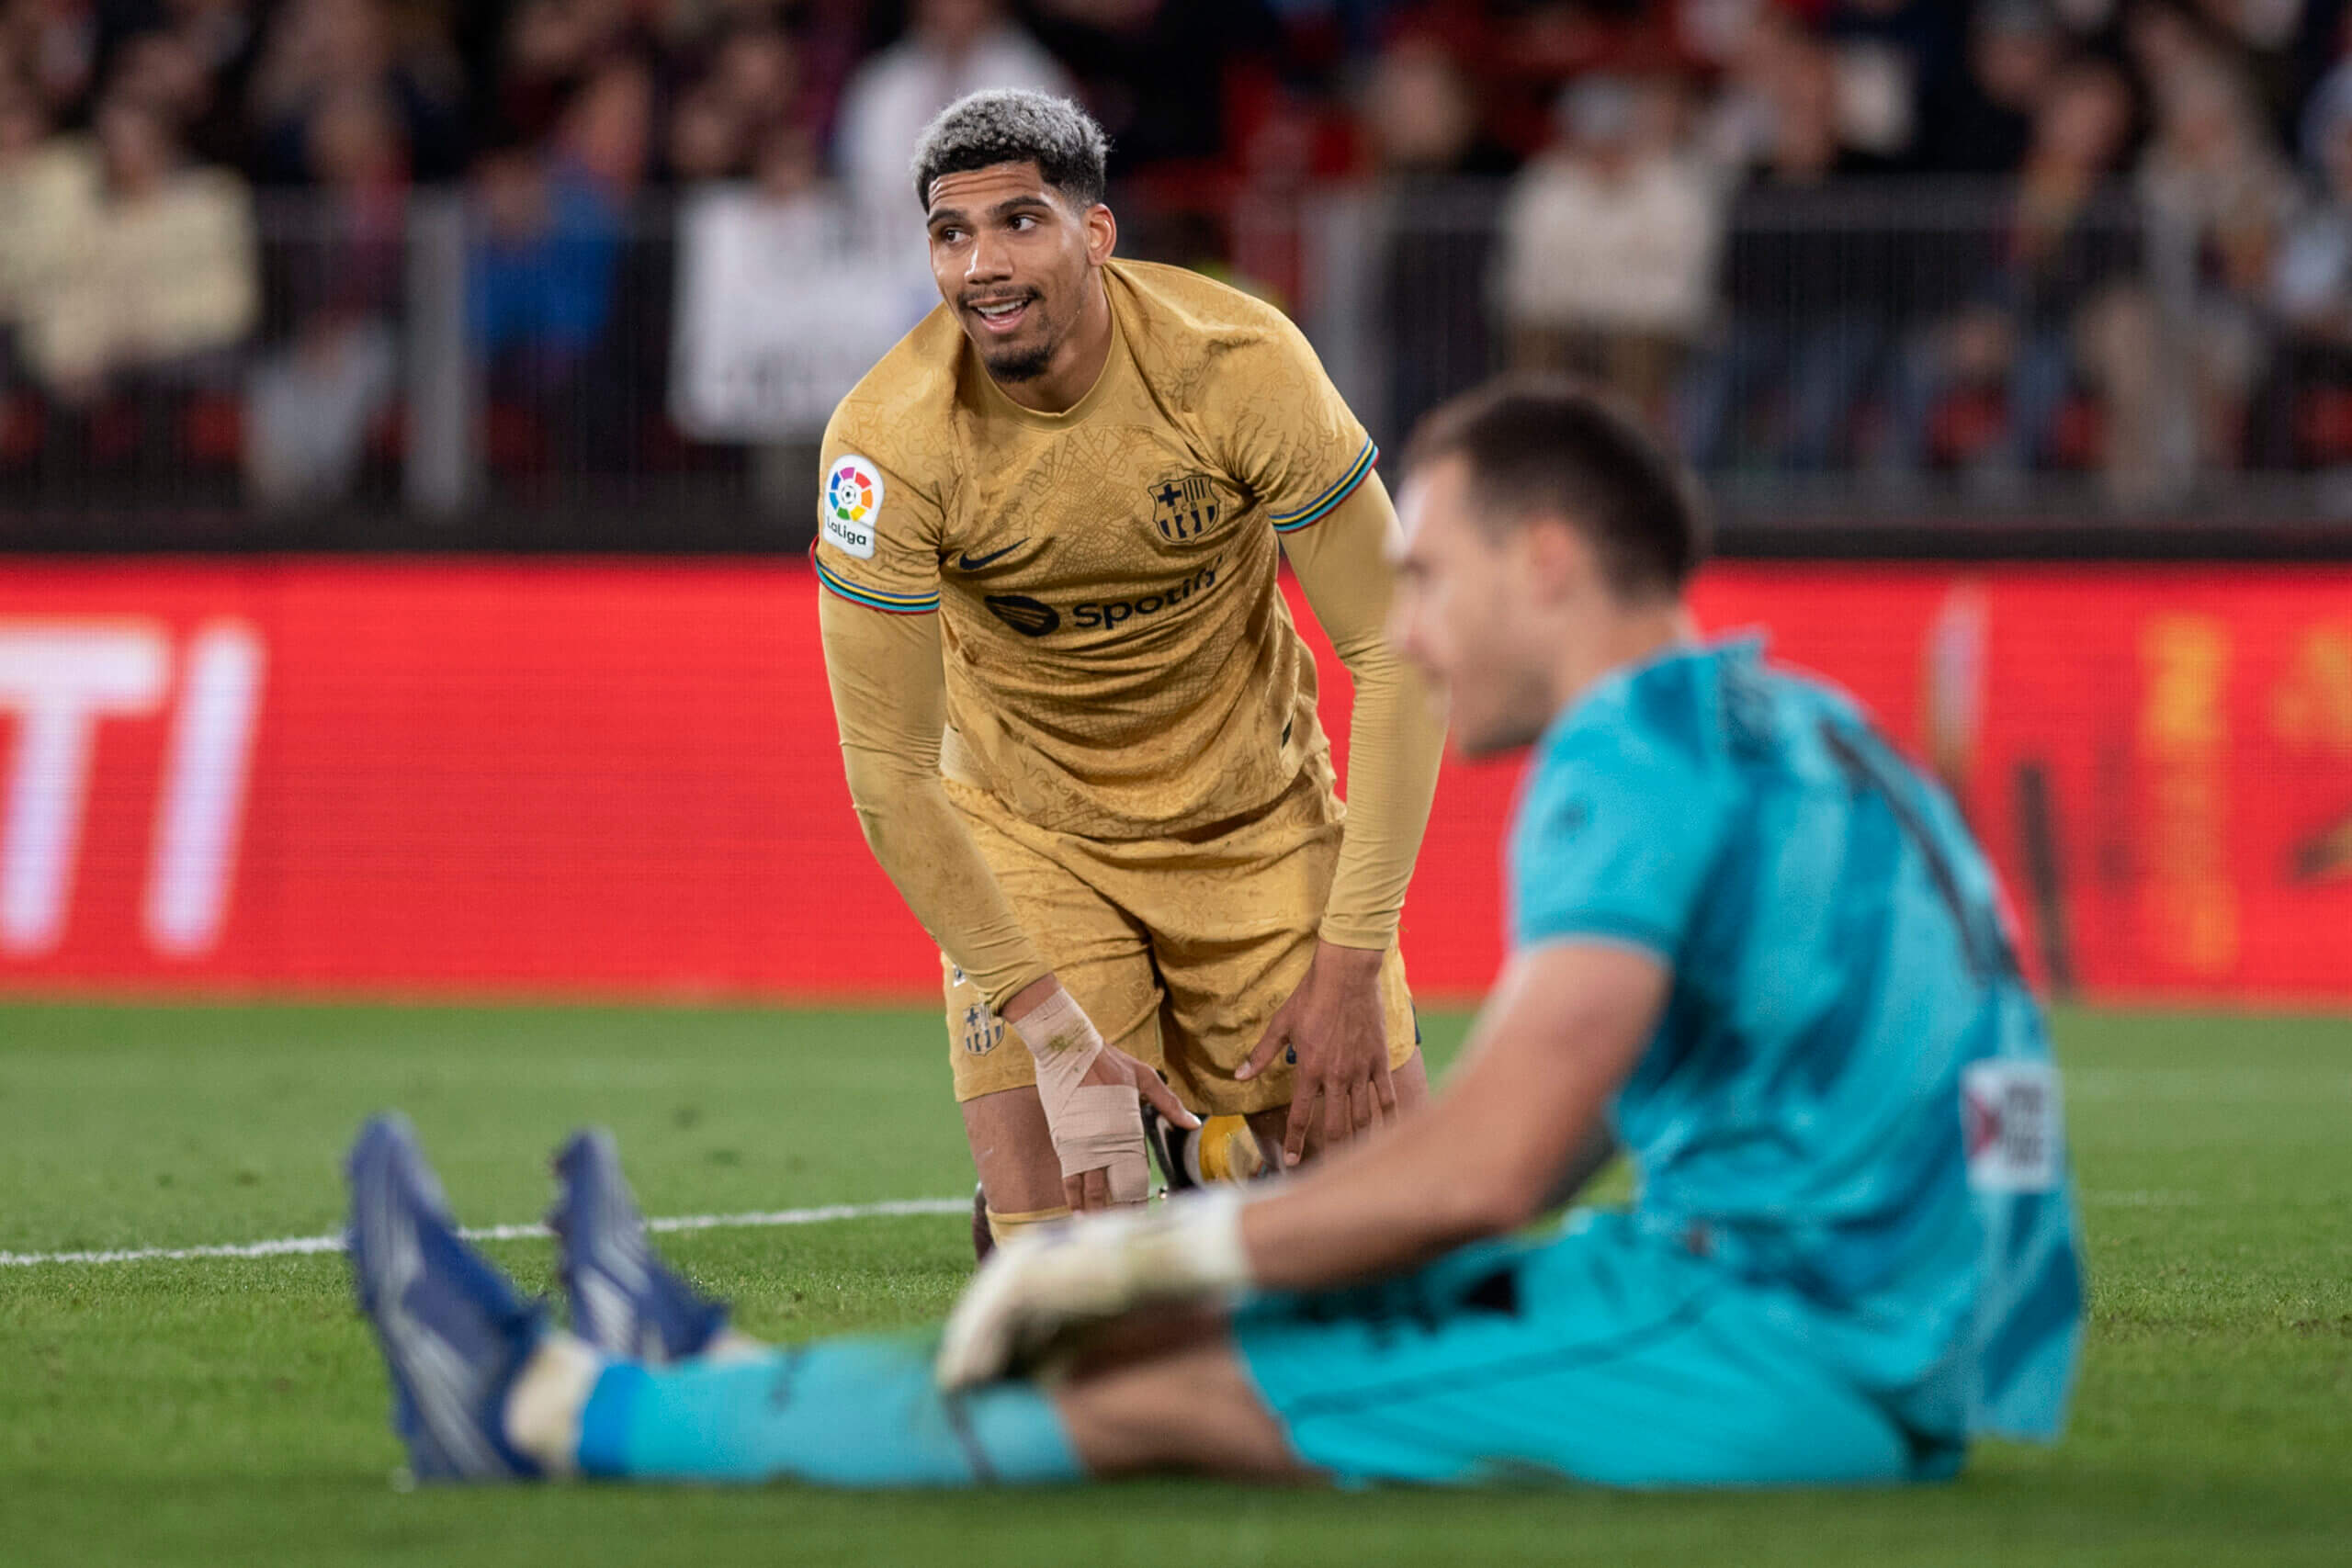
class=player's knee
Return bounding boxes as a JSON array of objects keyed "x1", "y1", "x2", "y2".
[
  {"x1": 960, "y1": 1088, "x2": 1065, "y2": 1213},
  {"x1": 1390, "y1": 1049, "x2": 1430, "y2": 1110}
]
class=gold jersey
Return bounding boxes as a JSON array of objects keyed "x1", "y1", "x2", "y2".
[{"x1": 814, "y1": 260, "x2": 1381, "y2": 841}]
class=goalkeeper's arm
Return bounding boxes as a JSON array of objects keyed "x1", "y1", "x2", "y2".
[
  {"x1": 939, "y1": 942, "x2": 1663, "y2": 1387},
  {"x1": 1237, "y1": 942, "x2": 1659, "y2": 1287}
]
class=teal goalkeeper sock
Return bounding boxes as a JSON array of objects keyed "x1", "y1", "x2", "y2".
[{"x1": 575, "y1": 1334, "x2": 1081, "y2": 1487}]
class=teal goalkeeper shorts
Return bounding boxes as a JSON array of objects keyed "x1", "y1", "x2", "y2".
[{"x1": 1229, "y1": 1210, "x2": 1964, "y2": 1489}]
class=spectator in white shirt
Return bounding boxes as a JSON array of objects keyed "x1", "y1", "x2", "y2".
[
  {"x1": 23, "y1": 95, "x2": 256, "y2": 402},
  {"x1": 832, "y1": 0, "x2": 1073, "y2": 226},
  {"x1": 1495, "y1": 74, "x2": 1723, "y2": 418}
]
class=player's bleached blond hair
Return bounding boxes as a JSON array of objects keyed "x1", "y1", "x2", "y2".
[{"x1": 910, "y1": 89, "x2": 1110, "y2": 212}]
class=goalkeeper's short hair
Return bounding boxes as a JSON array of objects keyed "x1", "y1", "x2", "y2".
[{"x1": 1405, "y1": 376, "x2": 1710, "y2": 604}]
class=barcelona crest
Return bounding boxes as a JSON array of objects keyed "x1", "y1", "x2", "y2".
[
  {"x1": 959, "y1": 1001, "x2": 1003, "y2": 1055},
  {"x1": 1148, "y1": 473, "x2": 1224, "y2": 542}
]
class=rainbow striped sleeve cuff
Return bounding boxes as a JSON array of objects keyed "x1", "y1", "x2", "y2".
[
  {"x1": 1271, "y1": 439, "x2": 1379, "y2": 535},
  {"x1": 813, "y1": 553, "x2": 939, "y2": 615}
]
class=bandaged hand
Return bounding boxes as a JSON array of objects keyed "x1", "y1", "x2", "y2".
[
  {"x1": 936, "y1": 1186, "x2": 1253, "y2": 1390},
  {"x1": 1009, "y1": 986, "x2": 1199, "y2": 1211}
]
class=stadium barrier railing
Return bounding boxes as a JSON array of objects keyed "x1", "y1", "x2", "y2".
[{"x1": 6, "y1": 178, "x2": 2352, "y2": 551}]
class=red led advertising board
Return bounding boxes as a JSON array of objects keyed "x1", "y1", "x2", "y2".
[{"x1": 0, "y1": 559, "x2": 2346, "y2": 1004}]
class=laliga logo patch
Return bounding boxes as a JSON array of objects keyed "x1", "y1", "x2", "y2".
[
  {"x1": 826, "y1": 456, "x2": 880, "y2": 523},
  {"x1": 823, "y1": 455, "x2": 883, "y2": 559}
]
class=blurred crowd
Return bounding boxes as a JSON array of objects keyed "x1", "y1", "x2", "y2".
[
  {"x1": 1423, "y1": 0, "x2": 2352, "y2": 499},
  {"x1": 3, "y1": 0, "x2": 2352, "y2": 513}
]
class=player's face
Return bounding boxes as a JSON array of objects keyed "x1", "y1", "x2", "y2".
[
  {"x1": 924, "y1": 162, "x2": 1115, "y2": 384},
  {"x1": 1390, "y1": 457, "x2": 1565, "y2": 758}
]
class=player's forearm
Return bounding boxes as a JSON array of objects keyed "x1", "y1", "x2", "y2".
[
  {"x1": 1237, "y1": 946, "x2": 1658, "y2": 1292},
  {"x1": 1283, "y1": 476, "x2": 1447, "y2": 949},
  {"x1": 838, "y1": 745, "x2": 1051, "y2": 1010},
  {"x1": 1237, "y1": 1061, "x2": 1592, "y2": 1291},
  {"x1": 1318, "y1": 637, "x2": 1446, "y2": 948},
  {"x1": 1239, "y1": 1113, "x2": 1498, "y2": 1288},
  {"x1": 820, "y1": 592, "x2": 1050, "y2": 1012},
  {"x1": 1541, "y1": 1123, "x2": 1620, "y2": 1213}
]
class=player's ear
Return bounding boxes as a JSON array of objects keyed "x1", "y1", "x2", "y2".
[
  {"x1": 1519, "y1": 513, "x2": 1589, "y2": 606},
  {"x1": 1084, "y1": 201, "x2": 1116, "y2": 266}
]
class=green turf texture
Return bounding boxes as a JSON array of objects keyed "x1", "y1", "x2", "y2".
[{"x1": 1, "y1": 1001, "x2": 2346, "y2": 1566}]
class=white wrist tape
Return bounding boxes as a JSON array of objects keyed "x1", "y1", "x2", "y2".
[{"x1": 1010, "y1": 987, "x2": 1151, "y2": 1204}]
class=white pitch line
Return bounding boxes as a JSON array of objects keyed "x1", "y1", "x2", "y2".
[
  {"x1": 0, "y1": 1188, "x2": 2206, "y2": 1269},
  {"x1": 0, "y1": 1196, "x2": 969, "y2": 1269}
]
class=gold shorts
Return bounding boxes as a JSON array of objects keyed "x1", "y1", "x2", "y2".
[{"x1": 942, "y1": 768, "x2": 1418, "y2": 1119}]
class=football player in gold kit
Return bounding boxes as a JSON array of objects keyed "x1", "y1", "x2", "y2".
[{"x1": 815, "y1": 91, "x2": 1447, "y2": 1248}]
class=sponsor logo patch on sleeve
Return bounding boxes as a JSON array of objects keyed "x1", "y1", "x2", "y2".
[
  {"x1": 821, "y1": 455, "x2": 885, "y2": 559},
  {"x1": 1962, "y1": 1059, "x2": 2063, "y2": 1193}
]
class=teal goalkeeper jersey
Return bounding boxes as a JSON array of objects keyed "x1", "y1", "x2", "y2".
[{"x1": 1510, "y1": 637, "x2": 2085, "y2": 1443}]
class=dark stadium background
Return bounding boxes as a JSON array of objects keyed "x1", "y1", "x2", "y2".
[{"x1": 3, "y1": 0, "x2": 2350, "y2": 1007}]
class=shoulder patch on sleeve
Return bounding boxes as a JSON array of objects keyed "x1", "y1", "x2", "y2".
[
  {"x1": 821, "y1": 454, "x2": 886, "y2": 559},
  {"x1": 1962, "y1": 1060, "x2": 2063, "y2": 1193}
]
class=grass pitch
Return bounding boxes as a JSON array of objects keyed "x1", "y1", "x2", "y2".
[{"x1": 1, "y1": 1000, "x2": 2346, "y2": 1566}]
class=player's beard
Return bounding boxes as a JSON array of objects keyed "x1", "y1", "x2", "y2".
[
  {"x1": 971, "y1": 290, "x2": 1057, "y2": 383},
  {"x1": 982, "y1": 340, "x2": 1056, "y2": 382}
]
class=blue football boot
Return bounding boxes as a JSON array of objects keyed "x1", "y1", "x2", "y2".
[
  {"x1": 345, "y1": 1113, "x2": 544, "y2": 1482},
  {"x1": 548, "y1": 1129, "x2": 729, "y2": 1363}
]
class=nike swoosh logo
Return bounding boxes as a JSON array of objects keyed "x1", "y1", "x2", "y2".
[{"x1": 956, "y1": 541, "x2": 1027, "y2": 571}]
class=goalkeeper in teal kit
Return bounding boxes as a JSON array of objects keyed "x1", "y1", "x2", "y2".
[{"x1": 345, "y1": 378, "x2": 2085, "y2": 1489}]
